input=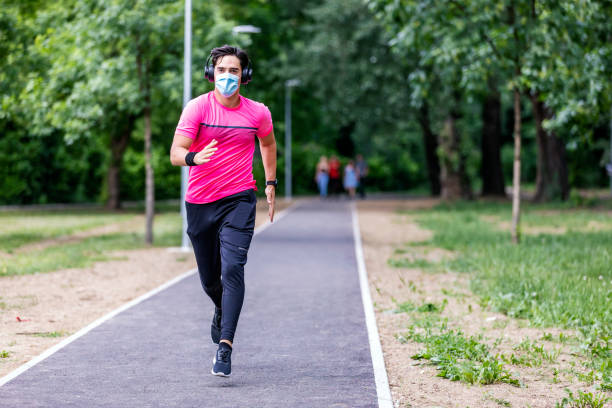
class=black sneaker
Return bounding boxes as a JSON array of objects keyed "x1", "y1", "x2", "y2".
[
  {"x1": 211, "y1": 343, "x2": 232, "y2": 377},
  {"x1": 211, "y1": 307, "x2": 221, "y2": 344}
]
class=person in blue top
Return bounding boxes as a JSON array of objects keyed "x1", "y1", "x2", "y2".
[
  {"x1": 315, "y1": 155, "x2": 329, "y2": 199},
  {"x1": 343, "y1": 160, "x2": 358, "y2": 199}
]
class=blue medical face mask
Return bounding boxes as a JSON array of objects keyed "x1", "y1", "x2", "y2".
[{"x1": 215, "y1": 72, "x2": 240, "y2": 97}]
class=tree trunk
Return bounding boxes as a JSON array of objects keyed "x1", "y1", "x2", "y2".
[
  {"x1": 531, "y1": 92, "x2": 570, "y2": 201},
  {"x1": 439, "y1": 88, "x2": 472, "y2": 200},
  {"x1": 106, "y1": 118, "x2": 134, "y2": 210},
  {"x1": 417, "y1": 102, "x2": 441, "y2": 196},
  {"x1": 138, "y1": 47, "x2": 155, "y2": 245},
  {"x1": 510, "y1": 1, "x2": 522, "y2": 244},
  {"x1": 336, "y1": 121, "x2": 356, "y2": 158},
  {"x1": 481, "y1": 80, "x2": 506, "y2": 196},
  {"x1": 439, "y1": 114, "x2": 463, "y2": 200},
  {"x1": 511, "y1": 87, "x2": 522, "y2": 244},
  {"x1": 144, "y1": 103, "x2": 154, "y2": 245}
]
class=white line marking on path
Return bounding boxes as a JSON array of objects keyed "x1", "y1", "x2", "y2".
[
  {"x1": 351, "y1": 202, "x2": 394, "y2": 408},
  {"x1": 0, "y1": 200, "x2": 300, "y2": 388}
]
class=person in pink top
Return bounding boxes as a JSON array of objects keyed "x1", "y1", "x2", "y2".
[{"x1": 170, "y1": 45, "x2": 277, "y2": 377}]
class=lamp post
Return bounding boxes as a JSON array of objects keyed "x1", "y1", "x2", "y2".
[
  {"x1": 232, "y1": 25, "x2": 261, "y2": 34},
  {"x1": 284, "y1": 79, "x2": 301, "y2": 201},
  {"x1": 180, "y1": 0, "x2": 192, "y2": 251}
]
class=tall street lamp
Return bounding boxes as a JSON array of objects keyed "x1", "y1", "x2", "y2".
[
  {"x1": 285, "y1": 79, "x2": 301, "y2": 201},
  {"x1": 232, "y1": 25, "x2": 261, "y2": 34},
  {"x1": 180, "y1": 0, "x2": 192, "y2": 251}
]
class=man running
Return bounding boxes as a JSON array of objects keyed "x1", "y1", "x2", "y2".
[{"x1": 170, "y1": 45, "x2": 277, "y2": 377}]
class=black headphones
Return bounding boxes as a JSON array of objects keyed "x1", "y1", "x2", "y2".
[{"x1": 204, "y1": 52, "x2": 253, "y2": 84}]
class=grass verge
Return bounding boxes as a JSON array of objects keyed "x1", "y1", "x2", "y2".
[
  {"x1": 0, "y1": 213, "x2": 182, "y2": 276},
  {"x1": 0, "y1": 211, "x2": 135, "y2": 252},
  {"x1": 396, "y1": 200, "x2": 611, "y2": 392}
]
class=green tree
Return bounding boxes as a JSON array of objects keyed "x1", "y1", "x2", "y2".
[
  {"x1": 370, "y1": 0, "x2": 612, "y2": 241},
  {"x1": 293, "y1": 0, "x2": 433, "y2": 193},
  {"x1": 369, "y1": 0, "x2": 485, "y2": 199}
]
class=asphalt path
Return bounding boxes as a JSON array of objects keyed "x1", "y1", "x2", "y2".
[{"x1": 0, "y1": 199, "x2": 378, "y2": 407}]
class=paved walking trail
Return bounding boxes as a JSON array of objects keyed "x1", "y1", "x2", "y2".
[{"x1": 0, "y1": 199, "x2": 379, "y2": 407}]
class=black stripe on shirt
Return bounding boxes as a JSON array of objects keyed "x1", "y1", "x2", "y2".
[{"x1": 200, "y1": 123, "x2": 258, "y2": 130}]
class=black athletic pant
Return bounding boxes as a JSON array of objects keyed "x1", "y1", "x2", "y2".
[{"x1": 186, "y1": 189, "x2": 256, "y2": 343}]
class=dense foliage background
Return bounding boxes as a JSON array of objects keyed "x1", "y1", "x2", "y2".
[{"x1": 1, "y1": 0, "x2": 610, "y2": 205}]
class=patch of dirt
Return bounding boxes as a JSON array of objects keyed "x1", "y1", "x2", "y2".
[
  {"x1": 357, "y1": 200, "x2": 585, "y2": 408},
  {"x1": 0, "y1": 199, "x2": 292, "y2": 378},
  {"x1": 491, "y1": 217, "x2": 612, "y2": 236},
  {"x1": 357, "y1": 198, "x2": 441, "y2": 214},
  {"x1": 391, "y1": 245, "x2": 455, "y2": 264},
  {"x1": 583, "y1": 220, "x2": 612, "y2": 232}
]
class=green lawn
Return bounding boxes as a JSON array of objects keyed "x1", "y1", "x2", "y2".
[
  {"x1": 398, "y1": 199, "x2": 612, "y2": 391},
  {"x1": 0, "y1": 211, "x2": 137, "y2": 252},
  {"x1": 0, "y1": 209, "x2": 182, "y2": 277}
]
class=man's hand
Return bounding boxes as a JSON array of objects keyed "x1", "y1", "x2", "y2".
[
  {"x1": 266, "y1": 185, "x2": 275, "y2": 222},
  {"x1": 194, "y1": 139, "x2": 218, "y2": 165}
]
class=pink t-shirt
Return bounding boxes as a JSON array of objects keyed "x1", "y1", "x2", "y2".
[{"x1": 174, "y1": 92, "x2": 273, "y2": 204}]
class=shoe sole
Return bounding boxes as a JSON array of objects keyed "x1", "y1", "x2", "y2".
[{"x1": 211, "y1": 356, "x2": 231, "y2": 377}]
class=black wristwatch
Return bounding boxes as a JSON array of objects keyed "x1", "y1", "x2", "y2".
[{"x1": 266, "y1": 179, "x2": 278, "y2": 187}]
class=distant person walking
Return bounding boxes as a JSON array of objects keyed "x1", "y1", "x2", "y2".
[
  {"x1": 315, "y1": 156, "x2": 329, "y2": 198},
  {"x1": 328, "y1": 155, "x2": 341, "y2": 198},
  {"x1": 355, "y1": 154, "x2": 368, "y2": 199},
  {"x1": 344, "y1": 160, "x2": 358, "y2": 199},
  {"x1": 170, "y1": 45, "x2": 277, "y2": 378}
]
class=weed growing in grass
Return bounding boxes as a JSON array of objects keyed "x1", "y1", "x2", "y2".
[
  {"x1": 514, "y1": 338, "x2": 561, "y2": 363},
  {"x1": 388, "y1": 257, "x2": 437, "y2": 270},
  {"x1": 418, "y1": 299, "x2": 448, "y2": 313},
  {"x1": 499, "y1": 338, "x2": 563, "y2": 368},
  {"x1": 541, "y1": 332, "x2": 577, "y2": 344},
  {"x1": 441, "y1": 288, "x2": 468, "y2": 298},
  {"x1": 495, "y1": 397, "x2": 512, "y2": 407},
  {"x1": 407, "y1": 327, "x2": 520, "y2": 386},
  {"x1": 492, "y1": 319, "x2": 509, "y2": 329},
  {"x1": 32, "y1": 331, "x2": 65, "y2": 338},
  {"x1": 394, "y1": 301, "x2": 416, "y2": 313},
  {"x1": 407, "y1": 280, "x2": 417, "y2": 292},
  {"x1": 483, "y1": 392, "x2": 512, "y2": 407},
  {"x1": 397, "y1": 307, "x2": 519, "y2": 386},
  {"x1": 555, "y1": 388, "x2": 610, "y2": 408},
  {"x1": 411, "y1": 314, "x2": 447, "y2": 330},
  {"x1": 501, "y1": 352, "x2": 537, "y2": 367},
  {"x1": 388, "y1": 245, "x2": 451, "y2": 273},
  {"x1": 393, "y1": 299, "x2": 448, "y2": 314}
]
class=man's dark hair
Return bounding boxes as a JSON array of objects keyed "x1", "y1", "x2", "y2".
[{"x1": 211, "y1": 45, "x2": 249, "y2": 70}]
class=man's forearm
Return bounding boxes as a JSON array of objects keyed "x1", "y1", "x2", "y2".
[
  {"x1": 170, "y1": 145, "x2": 190, "y2": 166},
  {"x1": 260, "y1": 143, "x2": 277, "y2": 181}
]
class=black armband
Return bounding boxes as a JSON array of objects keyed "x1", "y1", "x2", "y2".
[{"x1": 185, "y1": 151, "x2": 197, "y2": 166}]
